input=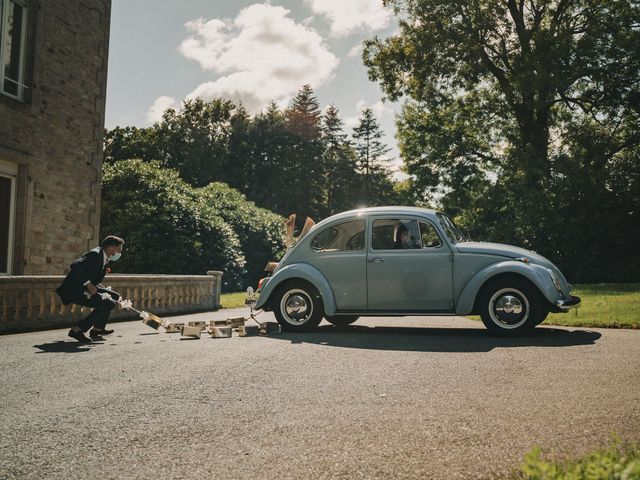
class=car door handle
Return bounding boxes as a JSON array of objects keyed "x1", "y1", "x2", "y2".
[{"x1": 368, "y1": 257, "x2": 385, "y2": 263}]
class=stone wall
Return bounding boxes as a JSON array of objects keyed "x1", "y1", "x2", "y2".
[
  {"x1": 0, "y1": 272, "x2": 224, "y2": 333},
  {"x1": 0, "y1": 0, "x2": 111, "y2": 274}
]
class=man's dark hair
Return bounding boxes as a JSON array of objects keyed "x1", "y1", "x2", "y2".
[{"x1": 102, "y1": 235, "x2": 125, "y2": 248}]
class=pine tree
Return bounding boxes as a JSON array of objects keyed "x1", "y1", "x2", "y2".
[
  {"x1": 285, "y1": 85, "x2": 325, "y2": 219},
  {"x1": 248, "y1": 102, "x2": 292, "y2": 213},
  {"x1": 322, "y1": 105, "x2": 360, "y2": 214},
  {"x1": 352, "y1": 107, "x2": 393, "y2": 205}
]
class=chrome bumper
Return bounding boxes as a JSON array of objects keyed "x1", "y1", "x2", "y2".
[{"x1": 556, "y1": 295, "x2": 581, "y2": 311}]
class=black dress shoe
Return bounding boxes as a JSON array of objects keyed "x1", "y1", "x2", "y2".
[
  {"x1": 68, "y1": 329, "x2": 92, "y2": 343},
  {"x1": 90, "y1": 328, "x2": 114, "y2": 338}
]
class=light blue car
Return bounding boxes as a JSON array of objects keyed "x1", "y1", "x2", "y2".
[{"x1": 254, "y1": 207, "x2": 580, "y2": 335}]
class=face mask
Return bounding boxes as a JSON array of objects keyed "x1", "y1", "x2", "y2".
[{"x1": 109, "y1": 252, "x2": 122, "y2": 262}]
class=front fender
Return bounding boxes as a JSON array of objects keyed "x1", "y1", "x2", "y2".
[
  {"x1": 255, "y1": 263, "x2": 337, "y2": 316},
  {"x1": 455, "y1": 261, "x2": 559, "y2": 315}
]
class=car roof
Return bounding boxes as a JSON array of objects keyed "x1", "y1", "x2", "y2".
[{"x1": 313, "y1": 206, "x2": 440, "y2": 229}]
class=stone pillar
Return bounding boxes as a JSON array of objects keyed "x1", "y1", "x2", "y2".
[{"x1": 207, "y1": 271, "x2": 223, "y2": 309}]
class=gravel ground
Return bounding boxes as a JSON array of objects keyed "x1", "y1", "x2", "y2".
[{"x1": 1, "y1": 310, "x2": 639, "y2": 479}]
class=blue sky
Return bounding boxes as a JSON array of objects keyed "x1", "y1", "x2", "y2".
[{"x1": 105, "y1": 0, "x2": 403, "y2": 174}]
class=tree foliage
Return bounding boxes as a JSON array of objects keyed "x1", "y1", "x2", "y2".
[
  {"x1": 101, "y1": 160, "x2": 286, "y2": 291},
  {"x1": 105, "y1": 86, "x2": 399, "y2": 222},
  {"x1": 364, "y1": 0, "x2": 640, "y2": 281},
  {"x1": 352, "y1": 107, "x2": 398, "y2": 206},
  {"x1": 198, "y1": 182, "x2": 286, "y2": 289},
  {"x1": 322, "y1": 105, "x2": 362, "y2": 214}
]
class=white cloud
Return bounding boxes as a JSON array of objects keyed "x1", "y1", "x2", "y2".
[
  {"x1": 305, "y1": 0, "x2": 393, "y2": 37},
  {"x1": 147, "y1": 95, "x2": 178, "y2": 123},
  {"x1": 356, "y1": 99, "x2": 394, "y2": 119},
  {"x1": 346, "y1": 99, "x2": 395, "y2": 129},
  {"x1": 177, "y1": 4, "x2": 339, "y2": 112},
  {"x1": 347, "y1": 43, "x2": 363, "y2": 58}
]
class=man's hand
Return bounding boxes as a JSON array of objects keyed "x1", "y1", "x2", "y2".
[{"x1": 85, "y1": 283, "x2": 98, "y2": 296}]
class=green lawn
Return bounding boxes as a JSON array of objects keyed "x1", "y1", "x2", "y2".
[
  {"x1": 545, "y1": 283, "x2": 640, "y2": 329},
  {"x1": 220, "y1": 292, "x2": 249, "y2": 309},
  {"x1": 469, "y1": 283, "x2": 640, "y2": 329},
  {"x1": 222, "y1": 283, "x2": 640, "y2": 329}
]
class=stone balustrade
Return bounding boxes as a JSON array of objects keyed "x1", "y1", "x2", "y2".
[{"x1": 0, "y1": 271, "x2": 223, "y2": 333}]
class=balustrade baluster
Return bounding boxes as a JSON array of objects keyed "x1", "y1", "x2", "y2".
[
  {"x1": 2, "y1": 293, "x2": 9, "y2": 321},
  {"x1": 49, "y1": 292, "x2": 57, "y2": 317},
  {"x1": 14, "y1": 291, "x2": 22, "y2": 322},
  {"x1": 39, "y1": 289, "x2": 46, "y2": 319},
  {"x1": 26, "y1": 289, "x2": 34, "y2": 320}
]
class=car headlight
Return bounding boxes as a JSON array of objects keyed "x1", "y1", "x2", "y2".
[{"x1": 547, "y1": 268, "x2": 562, "y2": 292}]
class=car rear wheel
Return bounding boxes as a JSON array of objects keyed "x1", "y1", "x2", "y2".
[
  {"x1": 478, "y1": 277, "x2": 543, "y2": 336},
  {"x1": 325, "y1": 315, "x2": 359, "y2": 328},
  {"x1": 273, "y1": 281, "x2": 324, "y2": 332}
]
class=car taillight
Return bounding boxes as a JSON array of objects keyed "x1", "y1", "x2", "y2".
[{"x1": 257, "y1": 277, "x2": 266, "y2": 292}]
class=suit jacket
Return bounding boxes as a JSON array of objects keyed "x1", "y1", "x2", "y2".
[{"x1": 56, "y1": 247, "x2": 109, "y2": 305}]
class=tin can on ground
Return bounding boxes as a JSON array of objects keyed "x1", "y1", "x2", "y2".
[
  {"x1": 227, "y1": 317, "x2": 245, "y2": 328},
  {"x1": 211, "y1": 326, "x2": 232, "y2": 338},
  {"x1": 164, "y1": 323, "x2": 183, "y2": 333},
  {"x1": 181, "y1": 325, "x2": 202, "y2": 338},
  {"x1": 211, "y1": 320, "x2": 228, "y2": 329},
  {"x1": 142, "y1": 317, "x2": 162, "y2": 330},
  {"x1": 187, "y1": 320, "x2": 208, "y2": 331},
  {"x1": 259, "y1": 322, "x2": 281, "y2": 335},
  {"x1": 238, "y1": 325, "x2": 259, "y2": 337}
]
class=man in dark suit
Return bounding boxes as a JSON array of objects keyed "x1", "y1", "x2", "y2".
[{"x1": 57, "y1": 236, "x2": 125, "y2": 342}]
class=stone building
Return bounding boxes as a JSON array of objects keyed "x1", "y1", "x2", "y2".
[{"x1": 0, "y1": 0, "x2": 111, "y2": 275}]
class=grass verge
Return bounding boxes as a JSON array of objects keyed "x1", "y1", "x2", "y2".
[
  {"x1": 220, "y1": 292, "x2": 248, "y2": 309},
  {"x1": 470, "y1": 283, "x2": 639, "y2": 329},
  {"x1": 544, "y1": 283, "x2": 639, "y2": 329},
  {"x1": 513, "y1": 438, "x2": 640, "y2": 479}
]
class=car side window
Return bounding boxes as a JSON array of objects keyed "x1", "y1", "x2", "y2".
[
  {"x1": 419, "y1": 222, "x2": 442, "y2": 248},
  {"x1": 372, "y1": 219, "x2": 422, "y2": 250},
  {"x1": 311, "y1": 220, "x2": 365, "y2": 252}
]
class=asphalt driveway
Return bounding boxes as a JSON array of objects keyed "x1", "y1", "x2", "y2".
[{"x1": 1, "y1": 311, "x2": 639, "y2": 479}]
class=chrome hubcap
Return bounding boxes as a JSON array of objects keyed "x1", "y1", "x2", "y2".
[
  {"x1": 495, "y1": 295, "x2": 523, "y2": 315},
  {"x1": 280, "y1": 289, "x2": 313, "y2": 324},
  {"x1": 489, "y1": 288, "x2": 529, "y2": 329}
]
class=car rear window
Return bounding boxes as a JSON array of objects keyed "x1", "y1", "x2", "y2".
[{"x1": 311, "y1": 220, "x2": 365, "y2": 252}]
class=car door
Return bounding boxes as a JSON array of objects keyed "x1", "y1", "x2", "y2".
[
  {"x1": 307, "y1": 218, "x2": 368, "y2": 311},
  {"x1": 366, "y1": 216, "x2": 453, "y2": 312}
]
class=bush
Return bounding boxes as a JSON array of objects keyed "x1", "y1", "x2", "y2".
[
  {"x1": 517, "y1": 438, "x2": 640, "y2": 480},
  {"x1": 198, "y1": 182, "x2": 286, "y2": 289},
  {"x1": 101, "y1": 160, "x2": 246, "y2": 291}
]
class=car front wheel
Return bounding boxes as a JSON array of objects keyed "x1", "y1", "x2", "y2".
[
  {"x1": 273, "y1": 281, "x2": 324, "y2": 332},
  {"x1": 478, "y1": 278, "x2": 543, "y2": 336}
]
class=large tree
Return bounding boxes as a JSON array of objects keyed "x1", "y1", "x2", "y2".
[
  {"x1": 352, "y1": 107, "x2": 396, "y2": 205},
  {"x1": 365, "y1": 0, "x2": 640, "y2": 198},
  {"x1": 285, "y1": 85, "x2": 326, "y2": 219},
  {"x1": 155, "y1": 98, "x2": 236, "y2": 187},
  {"x1": 364, "y1": 0, "x2": 640, "y2": 280},
  {"x1": 322, "y1": 105, "x2": 361, "y2": 214}
]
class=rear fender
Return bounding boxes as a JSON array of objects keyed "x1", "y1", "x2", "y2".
[{"x1": 255, "y1": 263, "x2": 337, "y2": 316}]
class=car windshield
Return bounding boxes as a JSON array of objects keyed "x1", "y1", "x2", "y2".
[{"x1": 436, "y1": 213, "x2": 465, "y2": 244}]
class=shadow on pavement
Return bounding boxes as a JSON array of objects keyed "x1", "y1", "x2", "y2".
[
  {"x1": 272, "y1": 325, "x2": 602, "y2": 353},
  {"x1": 33, "y1": 340, "x2": 97, "y2": 353}
]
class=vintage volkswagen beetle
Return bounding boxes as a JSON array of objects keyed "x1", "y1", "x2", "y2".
[{"x1": 254, "y1": 207, "x2": 580, "y2": 335}]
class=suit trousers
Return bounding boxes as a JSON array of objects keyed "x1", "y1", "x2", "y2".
[{"x1": 76, "y1": 287, "x2": 121, "y2": 332}]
